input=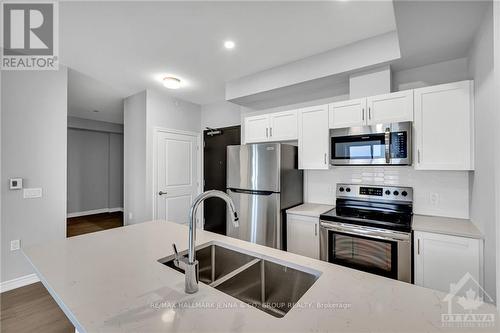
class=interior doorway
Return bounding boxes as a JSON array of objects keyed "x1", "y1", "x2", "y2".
[{"x1": 203, "y1": 125, "x2": 241, "y2": 235}]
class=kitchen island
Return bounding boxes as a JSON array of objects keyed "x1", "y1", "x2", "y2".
[{"x1": 23, "y1": 221, "x2": 498, "y2": 332}]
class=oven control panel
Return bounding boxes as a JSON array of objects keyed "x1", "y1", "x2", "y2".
[{"x1": 337, "y1": 184, "x2": 413, "y2": 203}]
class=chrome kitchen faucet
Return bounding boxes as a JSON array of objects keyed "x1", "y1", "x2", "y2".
[{"x1": 172, "y1": 190, "x2": 239, "y2": 294}]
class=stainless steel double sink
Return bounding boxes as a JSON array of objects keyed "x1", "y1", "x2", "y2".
[{"x1": 158, "y1": 242, "x2": 321, "y2": 318}]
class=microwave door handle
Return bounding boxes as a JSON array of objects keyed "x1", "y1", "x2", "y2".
[{"x1": 384, "y1": 127, "x2": 391, "y2": 164}]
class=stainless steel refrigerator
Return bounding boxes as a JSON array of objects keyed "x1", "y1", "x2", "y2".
[{"x1": 226, "y1": 143, "x2": 303, "y2": 250}]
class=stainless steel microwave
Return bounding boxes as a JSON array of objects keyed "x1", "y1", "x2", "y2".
[{"x1": 330, "y1": 121, "x2": 412, "y2": 166}]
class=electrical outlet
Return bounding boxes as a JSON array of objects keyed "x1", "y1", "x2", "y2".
[
  {"x1": 10, "y1": 239, "x2": 20, "y2": 251},
  {"x1": 430, "y1": 192, "x2": 440, "y2": 206}
]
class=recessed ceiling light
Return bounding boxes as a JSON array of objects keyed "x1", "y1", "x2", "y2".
[
  {"x1": 163, "y1": 76, "x2": 182, "y2": 89},
  {"x1": 224, "y1": 40, "x2": 235, "y2": 50}
]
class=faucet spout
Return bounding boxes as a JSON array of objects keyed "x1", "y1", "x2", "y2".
[{"x1": 184, "y1": 190, "x2": 238, "y2": 294}]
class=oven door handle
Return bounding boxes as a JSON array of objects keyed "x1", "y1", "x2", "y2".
[
  {"x1": 384, "y1": 127, "x2": 391, "y2": 164},
  {"x1": 320, "y1": 221, "x2": 410, "y2": 242}
]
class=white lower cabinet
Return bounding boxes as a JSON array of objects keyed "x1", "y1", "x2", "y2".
[
  {"x1": 286, "y1": 213, "x2": 319, "y2": 259},
  {"x1": 414, "y1": 231, "x2": 482, "y2": 294}
]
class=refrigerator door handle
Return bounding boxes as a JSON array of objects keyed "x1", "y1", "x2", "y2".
[{"x1": 227, "y1": 188, "x2": 274, "y2": 195}]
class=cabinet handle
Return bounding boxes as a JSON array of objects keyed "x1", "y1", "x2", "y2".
[
  {"x1": 315, "y1": 224, "x2": 318, "y2": 236},
  {"x1": 369, "y1": 107, "x2": 371, "y2": 120},
  {"x1": 417, "y1": 149, "x2": 421, "y2": 164},
  {"x1": 362, "y1": 108, "x2": 365, "y2": 121},
  {"x1": 270, "y1": 127, "x2": 273, "y2": 137},
  {"x1": 417, "y1": 239, "x2": 420, "y2": 255},
  {"x1": 324, "y1": 153, "x2": 327, "y2": 164},
  {"x1": 266, "y1": 128, "x2": 269, "y2": 138}
]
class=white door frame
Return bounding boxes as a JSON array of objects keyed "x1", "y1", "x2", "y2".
[{"x1": 152, "y1": 127, "x2": 202, "y2": 225}]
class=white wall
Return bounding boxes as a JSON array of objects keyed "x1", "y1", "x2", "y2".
[
  {"x1": 124, "y1": 89, "x2": 201, "y2": 225},
  {"x1": 468, "y1": 3, "x2": 497, "y2": 303},
  {"x1": 392, "y1": 57, "x2": 470, "y2": 91},
  {"x1": 124, "y1": 91, "x2": 147, "y2": 225},
  {"x1": 1, "y1": 67, "x2": 68, "y2": 283},
  {"x1": 494, "y1": 0, "x2": 500, "y2": 307},
  {"x1": 201, "y1": 101, "x2": 241, "y2": 130}
]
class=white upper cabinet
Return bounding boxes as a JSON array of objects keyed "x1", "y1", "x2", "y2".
[
  {"x1": 329, "y1": 98, "x2": 366, "y2": 129},
  {"x1": 244, "y1": 110, "x2": 298, "y2": 143},
  {"x1": 414, "y1": 80, "x2": 474, "y2": 170},
  {"x1": 298, "y1": 104, "x2": 329, "y2": 170},
  {"x1": 269, "y1": 110, "x2": 298, "y2": 141},
  {"x1": 329, "y1": 90, "x2": 413, "y2": 129},
  {"x1": 244, "y1": 114, "x2": 270, "y2": 143},
  {"x1": 366, "y1": 90, "x2": 413, "y2": 124}
]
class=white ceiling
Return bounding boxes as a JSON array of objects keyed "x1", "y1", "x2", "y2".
[
  {"x1": 392, "y1": 0, "x2": 489, "y2": 70},
  {"x1": 60, "y1": 1, "x2": 397, "y2": 108},
  {"x1": 68, "y1": 69, "x2": 125, "y2": 123}
]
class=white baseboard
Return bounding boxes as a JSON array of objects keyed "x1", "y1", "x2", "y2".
[
  {"x1": 67, "y1": 207, "x2": 123, "y2": 218},
  {"x1": 0, "y1": 273, "x2": 40, "y2": 293}
]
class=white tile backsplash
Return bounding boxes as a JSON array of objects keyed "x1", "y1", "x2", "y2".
[{"x1": 305, "y1": 166, "x2": 470, "y2": 219}]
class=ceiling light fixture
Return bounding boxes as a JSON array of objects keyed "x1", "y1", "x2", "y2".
[
  {"x1": 162, "y1": 76, "x2": 182, "y2": 89},
  {"x1": 224, "y1": 40, "x2": 235, "y2": 50}
]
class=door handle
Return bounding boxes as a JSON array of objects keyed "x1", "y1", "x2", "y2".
[
  {"x1": 384, "y1": 127, "x2": 391, "y2": 164},
  {"x1": 158, "y1": 191, "x2": 168, "y2": 196}
]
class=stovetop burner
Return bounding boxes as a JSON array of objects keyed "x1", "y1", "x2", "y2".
[{"x1": 320, "y1": 184, "x2": 414, "y2": 233}]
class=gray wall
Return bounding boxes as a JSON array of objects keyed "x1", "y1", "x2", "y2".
[
  {"x1": 67, "y1": 128, "x2": 123, "y2": 214},
  {"x1": 468, "y1": 3, "x2": 497, "y2": 303},
  {"x1": 1, "y1": 68, "x2": 68, "y2": 283}
]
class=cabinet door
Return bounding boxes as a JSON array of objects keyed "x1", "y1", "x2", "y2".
[
  {"x1": 244, "y1": 114, "x2": 270, "y2": 143},
  {"x1": 269, "y1": 110, "x2": 298, "y2": 141},
  {"x1": 366, "y1": 90, "x2": 413, "y2": 124},
  {"x1": 328, "y1": 98, "x2": 366, "y2": 129},
  {"x1": 298, "y1": 105, "x2": 329, "y2": 170},
  {"x1": 286, "y1": 214, "x2": 319, "y2": 259},
  {"x1": 414, "y1": 231, "x2": 482, "y2": 294},
  {"x1": 414, "y1": 81, "x2": 474, "y2": 170}
]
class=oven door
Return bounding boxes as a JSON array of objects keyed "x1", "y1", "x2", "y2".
[
  {"x1": 320, "y1": 221, "x2": 412, "y2": 282},
  {"x1": 330, "y1": 122, "x2": 411, "y2": 166}
]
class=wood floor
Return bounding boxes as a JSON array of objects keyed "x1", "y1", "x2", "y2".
[
  {"x1": 1, "y1": 213, "x2": 124, "y2": 332},
  {"x1": 67, "y1": 211, "x2": 123, "y2": 237},
  {"x1": 0, "y1": 282, "x2": 74, "y2": 333}
]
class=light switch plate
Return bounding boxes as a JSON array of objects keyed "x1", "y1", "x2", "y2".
[
  {"x1": 23, "y1": 188, "x2": 42, "y2": 199},
  {"x1": 10, "y1": 239, "x2": 20, "y2": 251}
]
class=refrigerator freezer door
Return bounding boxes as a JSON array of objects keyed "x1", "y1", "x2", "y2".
[
  {"x1": 227, "y1": 144, "x2": 280, "y2": 192},
  {"x1": 226, "y1": 188, "x2": 281, "y2": 249}
]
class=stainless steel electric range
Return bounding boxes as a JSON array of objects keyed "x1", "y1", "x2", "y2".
[{"x1": 319, "y1": 184, "x2": 413, "y2": 283}]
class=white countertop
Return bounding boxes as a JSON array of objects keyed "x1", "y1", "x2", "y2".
[
  {"x1": 286, "y1": 203, "x2": 334, "y2": 217},
  {"x1": 23, "y1": 220, "x2": 497, "y2": 333},
  {"x1": 413, "y1": 215, "x2": 483, "y2": 239}
]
